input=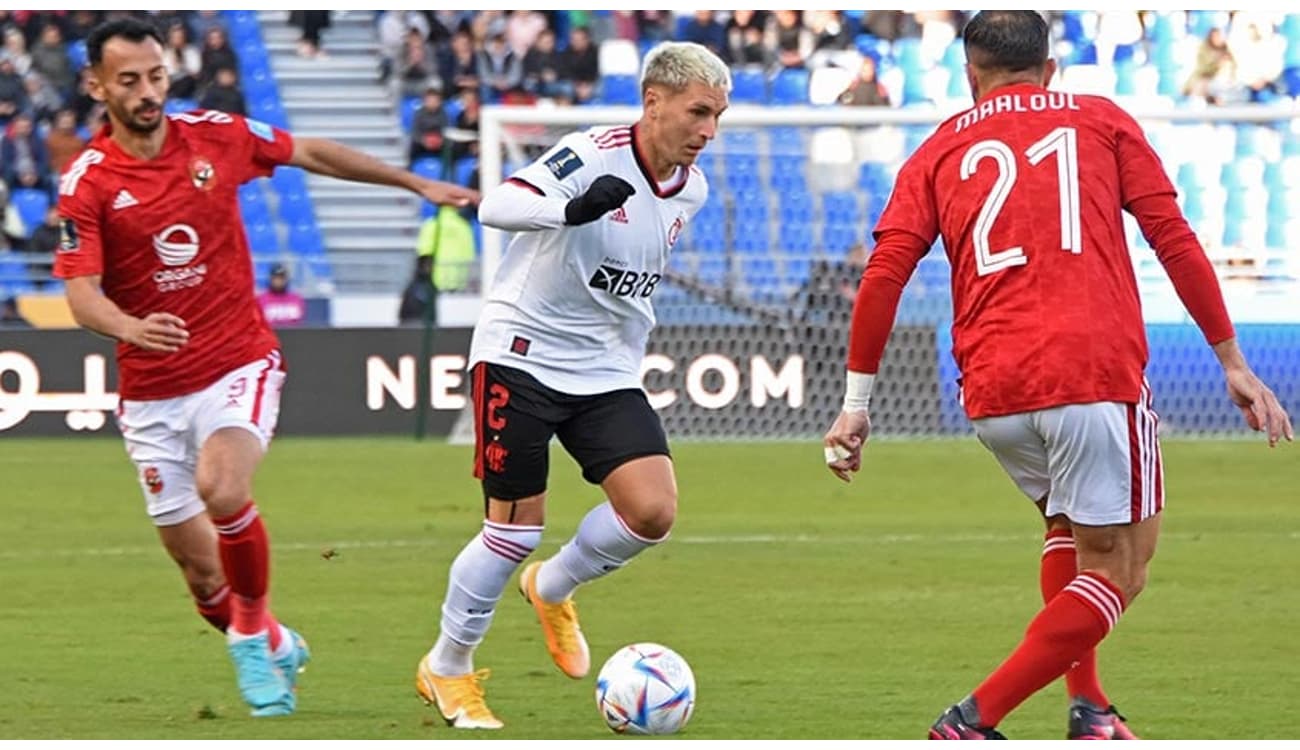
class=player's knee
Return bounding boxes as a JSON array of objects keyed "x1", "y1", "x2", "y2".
[
  {"x1": 620, "y1": 491, "x2": 676, "y2": 541},
  {"x1": 194, "y1": 473, "x2": 250, "y2": 516}
]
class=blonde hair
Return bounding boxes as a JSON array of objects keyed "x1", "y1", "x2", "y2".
[{"x1": 641, "y1": 41, "x2": 731, "y2": 94}]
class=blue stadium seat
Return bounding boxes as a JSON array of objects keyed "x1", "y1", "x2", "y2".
[
  {"x1": 454, "y1": 157, "x2": 478, "y2": 187},
  {"x1": 67, "y1": 39, "x2": 88, "y2": 71},
  {"x1": 778, "y1": 190, "x2": 814, "y2": 224},
  {"x1": 1283, "y1": 67, "x2": 1300, "y2": 97},
  {"x1": 412, "y1": 158, "x2": 444, "y2": 181},
  {"x1": 290, "y1": 223, "x2": 326, "y2": 255},
  {"x1": 401, "y1": 96, "x2": 421, "y2": 132},
  {"x1": 271, "y1": 167, "x2": 309, "y2": 197},
  {"x1": 11, "y1": 189, "x2": 49, "y2": 237},
  {"x1": 243, "y1": 68, "x2": 278, "y2": 102},
  {"x1": 688, "y1": 222, "x2": 726, "y2": 254},
  {"x1": 278, "y1": 194, "x2": 315, "y2": 225},
  {"x1": 601, "y1": 75, "x2": 640, "y2": 105},
  {"x1": 730, "y1": 68, "x2": 767, "y2": 104},
  {"x1": 245, "y1": 222, "x2": 278, "y2": 254},
  {"x1": 1059, "y1": 11, "x2": 1088, "y2": 44},
  {"x1": 822, "y1": 191, "x2": 858, "y2": 224},
  {"x1": 693, "y1": 150, "x2": 716, "y2": 173},
  {"x1": 165, "y1": 98, "x2": 198, "y2": 114},
  {"x1": 778, "y1": 221, "x2": 814, "y2": 254},
  {"x1": 769, "y1": 155, "x2": 807, "y2": 191},
  {"x1": 768, "y1": 126, "x2": 803, "y2": 156},
  {"x1": 734, "y1": 232, "x2": 769, "y2": 255},
  {"x1": 740, "y1": 257, "x2": 780, "y2": 294},
  {"x1": 822, "y1": 222, "x2": 860, "y2": 253},
  {"x1": 239, "y1": 193, "x2": 271, "y2": 226},
  {"x1": 770, "y1": 68, "x2": 810, "y2": 105},
  {"x1": 732, "y1": 190, "x2": 768, "y2": 225},
  {"x1": 694, "y1": 255, "x2": 728, "y2": 287},
  {"x1": 858, "y1": 162, "x2": 893, "y2": 193}
]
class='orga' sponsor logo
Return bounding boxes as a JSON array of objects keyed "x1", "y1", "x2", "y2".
[{"x1": 153, "y1": 224, "x2": 200, "y2": 266}]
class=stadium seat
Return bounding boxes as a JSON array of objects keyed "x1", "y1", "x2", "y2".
[
  {"x1": 401, "y1": 96, "x2": 421, "y2": 132},
  {"x1": 239, "y1": 192, "x2": 271, "y2": 226},
  {"x1": 687, "y1": 222, "x2": 726, "y2": 254},
  {"x1": 454, "y1": 157, "x2": 478, "y2": 187},
  {"x1": 11, "y1": 189, "x2": 49, "y2": 237},
  {"x1": 271, "y1": 167, "x2": 309, "y2": 198},
  {"x1": 770, "y1": 68, "x2": 810, "y2": 105},
  {"x1": 809, "y1": 66, "x2": 853, "y2": 106},
  {"x1": 600, "y1": 75, "x2": 641, "y2": 105},
  {"x1": 290, "y1": 223, "x2": 326, "y2": 255},
  {"x1": 822, "y1": 222, "x2": 860, "y2": 254},
  {"x1": 67, "y1": 40, "x2": 88, "y2": 71},
  {"x1": 277, "y1": 194, "x2": 315, "y2": 225},
  {"x1": 778, "y1": 221, "x2": 814, "y2": 254},
  {"x1": 821, "y1": 191, "x2": 859, "y2": 224},
  {"x1": 730, "y1": 68, "x2": 767, "y2": 104},
  {"x1": 598, "y1": 39, "x2": 641, "y2": 76},
  {"x1": 768, "y1": 126, "x2": 803, "y2": 156},
  {"x1": 245, "y1": 222, "x2": 278, "y2": 254}
]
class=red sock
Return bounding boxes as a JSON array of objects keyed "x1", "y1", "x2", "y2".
[
  {"x1": 213, "y1": 501, "x2": 271, "y2": 636},
  {"x1": 972, "y1": 572, "x2": 1126, "y2": 727},
  {"x1": 1040, "y1": 530, "x2": 1109, "y2": 707},
  {"x1": 192, "y1": 582, "x2": 230, "y2": 632}
]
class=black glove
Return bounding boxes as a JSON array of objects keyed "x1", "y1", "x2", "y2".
[{"x1": 564, "y1": 175, "x2": 636, "y2": 226}]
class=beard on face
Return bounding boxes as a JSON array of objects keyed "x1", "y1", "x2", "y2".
[{"x1": 118, "y1": 100, "x2": 163, "y2": 133}]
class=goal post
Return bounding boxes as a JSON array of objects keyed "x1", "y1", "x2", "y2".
[{"x1": 476, "y1": 101, "x2": 1300, "y2": 439}]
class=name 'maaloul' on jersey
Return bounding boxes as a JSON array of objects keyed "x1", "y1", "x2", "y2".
[{"x1": 470, "y1": 124, "x2": 709, "y2": 396}]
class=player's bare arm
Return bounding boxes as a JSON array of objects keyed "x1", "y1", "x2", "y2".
[
  {"x1": 1212, "y1": 338, "x2": 1294, "y2": 446},
  {"x1": 64, "y1": 274, "x2": 189, "y2": 353},
  {"x1": 288, "y1": 137, "x2": 479, "y2": 208}
]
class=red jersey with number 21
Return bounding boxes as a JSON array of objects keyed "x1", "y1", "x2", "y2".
[
  {"x1": 869, "y1": 83, "x2": 1230, "y2": 419},
  {"x1": 55, "y1": 111, "x2": 294, "y2": 400}
]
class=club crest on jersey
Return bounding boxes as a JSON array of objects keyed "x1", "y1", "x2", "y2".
[
  {"x1": 667, "y1": 215, "x2": 685, "y2": 248},
  {"x1": 58, "y1": 218, "x2": 79, "y2": 253},
  {"x1": 190, "y1": 156, "x2": 216, "y2": 190},
  {"x1": 143, "y1": 466, "x2": 164, "y2": 495},
  {"x1": 545, "y1": 147, "x2": 583, "y2": 180}
]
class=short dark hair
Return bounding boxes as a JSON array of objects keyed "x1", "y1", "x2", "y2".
[
  {"x1": 963, "y1": 11, "x2": 1049, "y2": 73},
  {"x1": 87, "y1": 18, "x2": 164, "y2": 67}
]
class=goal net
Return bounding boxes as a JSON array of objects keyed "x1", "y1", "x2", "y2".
[{"x1": 479, "y1": 103, "x2": 1300, "y2": 440}]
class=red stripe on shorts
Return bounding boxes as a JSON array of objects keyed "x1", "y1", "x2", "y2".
[
  {"x1": 472, "y1": 363, "x2": 486, "y2": 480},
  {"x1": 250, "y1": 354, "x2": 274, "y2": 427},
  {"x1": 1127, "y1": 402, "x2": 1142, "y2": 524}
]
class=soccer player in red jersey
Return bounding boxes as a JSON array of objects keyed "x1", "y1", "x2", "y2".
[
  {"x1": 822, "y1": 11, "x2": 1292, "y2": 740},
  {"x1": 54, "y1": 19, "x2": 476, "y2": 717}
]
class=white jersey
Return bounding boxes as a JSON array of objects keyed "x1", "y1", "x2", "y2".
[{"x1": 470, "y1": 124, "x2": 708, "y2": 395}]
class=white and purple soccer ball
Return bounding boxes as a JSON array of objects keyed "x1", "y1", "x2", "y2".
[{"x1": 595, "y1": 643, "x2": 696, "y2": 735}]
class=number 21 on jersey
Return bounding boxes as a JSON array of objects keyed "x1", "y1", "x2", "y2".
[{"x1": 960, "y1": 126, "x2": 1080, "y2": 276}]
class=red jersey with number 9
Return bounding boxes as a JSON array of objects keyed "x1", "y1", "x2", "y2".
[
  {"x1": 871, "y1": 83, "x2": 1219, "y2": 419},
  {"x1": 54, "y1": 111, "x2": 294, "y2": 400}
]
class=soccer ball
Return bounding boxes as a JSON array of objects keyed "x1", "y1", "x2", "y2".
[{"x1": 595, "y1": 643, "x2": 696, "y2": 735}]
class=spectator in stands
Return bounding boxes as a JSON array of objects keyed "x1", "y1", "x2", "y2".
[
  {"x1": 505, "y1": 10, "x2": 547, "y2": 58},
  {"x1": 429, "y1": 10, "x2": 474, "y2": 46},
  {"x1": 162, "y1": 22, "x2": 200, "y2": 100},
  {"x1": 22, "y1": 71, "x2": 62, "y2": 124},
  {"x1": 807, "y1": 10, "x2": 855, "y2": 52},
  {"x1": 198, "y1": 26, "x2": 238, "y2": 90},
  {"x1": 199, "y1": 66, "x2": 246, "y2": 116},
  {"x1": 3, "y1": 28, "x2": 31, "y2": 76},
  {"x1": 189, "y1": 10, "x2": 226, "y2": 43},
  {"x1": 400, "y1": 27, "x2": 441, "y2": 99},
  {"x1": 2, "y1": 113, "x2": 50, "y2": 192},
  {"x1": 860, "y1": 10, "x2": 920, "y2": 41},
  {"x1": 768, "y1": 10, "x2": 813, "y2": 72},
  {"x1": 1230, "y1": 18, "x2": 1283, "y2": 102},
  {"x1": 291, "y1": 10, "x2": 331, "y2": 60},
  {"x1": 442, "y1": 30, "x2": 479, "y2": 97},
  {"x1": 378, "y1": 11, "x2": 428, "y2": 85},
  {"x1": 416, "y1": 204, "x2": 477, "y2": 293},
  {"x1": 478, "y1": 30, "x2": 523, "y2": 103},
  {"x1": 839, "y1": 55, "x2": 890, "y2": 106},
  {"x1": 725, "y1": 10, "x2": 770, "y2": 67},
  {"x1": 634, "y1": 11, "x2": 673, "y2": 43},
  {"x1": 24, "y1": 205, "x2": 58, "y2": 280},
  {"x1": 398, "y1": 253, "x2": 436, "y2": 324},
  {"x1": 408, "y1": 84, "x2": 447, "y2": 166},
  {"x1": 682, "y1": 11, "x2": 727, "y2": 58},
  {"x1": 44, "y1": 108, "x2": 85, "y2": 175},
  {"x1": 560, "y1": 26, "x2": 599, "y2": 104},
  {"x1": 798, "y1": 241, "x2": 869, "y2": 326},
  {"x1": 0, "y1": 296, "x2": 31, "y2": 329},
  {"x1": 522, "y1": 27, "x2": 568, "y2": 100},
  {"x1": 452, "y1": 87, "x2": 480, "y2": 161},
  {"x1": 1184, "y1": 27, "x2": 1237, "y2": 105},
  {"x1": 256, "y1": 264, "x2": 307, "y2": 328},
  {"x1": 68, "y1": 66, "x2": 98, "y2": 127},
  {"x1": 30, "y1": 24, "x2": 73, "y2": 98},
  {"x1": 0, "y1": 54, "x2": 28, "y2": 125},
  {"x1": 65, "y1": 10, "x2": 102, "y2": 42}
]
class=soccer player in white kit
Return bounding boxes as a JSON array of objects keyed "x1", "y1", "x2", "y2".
[{"x1": 415, "y1": 41, "x2": 731, "y2": 729}]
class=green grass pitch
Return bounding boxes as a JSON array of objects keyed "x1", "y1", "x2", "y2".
[{"x1": 0, "y1": 437, "x2": 1294, "y2": 739}]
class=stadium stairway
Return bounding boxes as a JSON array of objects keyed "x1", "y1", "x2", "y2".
[{"x1": 259, "y1": 10, "x2": 425, "y2": 289}]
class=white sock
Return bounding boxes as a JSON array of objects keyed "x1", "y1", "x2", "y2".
[
  {"x1": 535, "y1": 502, "x2": 665, "y2": 603},
  {"x1": 270, "y1": 624, "x2": 294, "y2": 661},
  {"x1": 431, "y1": 520, "x2": 542, "y2": 675}
]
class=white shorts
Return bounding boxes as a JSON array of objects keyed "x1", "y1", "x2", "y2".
[
  {"x1": 972, "y1": 383, "x2": 1164, "y2": 526},
  {"x1": 116, "y1": 351, "x2": 286, "y2": 527}
]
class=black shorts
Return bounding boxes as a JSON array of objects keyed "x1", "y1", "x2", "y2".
[{"x1": 469, "y1": 362, "x2": 671, "y2": 501}]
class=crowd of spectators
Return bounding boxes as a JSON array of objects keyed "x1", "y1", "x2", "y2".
[{"x1": 0, "y1": 10, "x2": 250, "y2": 251}]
